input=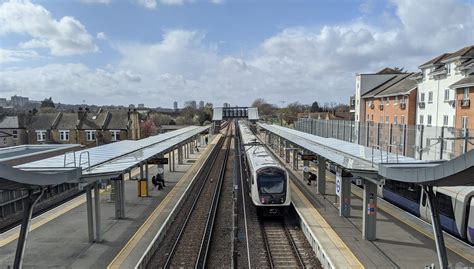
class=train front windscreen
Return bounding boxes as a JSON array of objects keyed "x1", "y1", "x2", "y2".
[{"x1": 257, "y1": 168, "x2": 286, "y2": 204}]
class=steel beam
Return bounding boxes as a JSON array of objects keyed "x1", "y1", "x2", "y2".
[
  {"x1": 86, "y1": 185, "x2": 94, "y2": 242},
  {"x1": 13, "y1": 188, "x2": 45, "y2": 269},
  {"x1": 425, "y1": 186, "x2": 448, "y2": 268},
  {"x1": 94, "y1": 184, "x2": 102, "y2": 242},
  {"x1": 317, "y1": 156, "x2": 326, "y2": 195}
]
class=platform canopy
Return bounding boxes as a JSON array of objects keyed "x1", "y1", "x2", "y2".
[
  {"x1": 259, "y1": 123, "x2": 474, "y2": 186},
  {"x1": 2, "y1": 125, "x2": 210, "y2": 188}
]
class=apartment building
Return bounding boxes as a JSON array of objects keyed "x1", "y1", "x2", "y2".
[
  {"x1": 354, "y1": 68, "x2": 404, "y2": 122},
  {"x1": 415, "y1": 45, "x2": 474, "y2": 128},
  {"x1": 362, "y1": 73, "x2": 417, "y2": 125},
  {"x1": 451, "y1": 75, "x2": 474, "y2": 154}
]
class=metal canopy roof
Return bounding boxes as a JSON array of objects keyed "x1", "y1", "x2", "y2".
[
  {"x1": 259, "y1": 124, "x2": 474, "y2": 186},
  {"x1": 0, "y1": 144, "x2": 80, "y2": 162},
  {"x1": 259, "y1": 123, "x2": 423, "y2": 172},
  {"x1": 16, "y1": 125, "x2": 210, "y2": 183}
]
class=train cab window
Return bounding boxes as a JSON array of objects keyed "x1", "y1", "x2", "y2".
[
  {"x1": 435, "y1": 192, "x2": 455, "y2": 219},
  {"x1": 257, "y1": 168, "x2": 285, "y2": 194},
  {"x1": 421, "y1": 190, "x2": 427, "y2": 207}
]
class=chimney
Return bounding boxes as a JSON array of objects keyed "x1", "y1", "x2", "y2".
[{"x1": 78, "y1": 107, "x2": 87, "y2": 120}]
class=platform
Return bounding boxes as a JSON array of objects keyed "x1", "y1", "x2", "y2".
[
  {"x1": 0, "y1": 136, "x2": 216, "y2": 268},
  {"x1": 265, "y1": 139, "x2": 474, "y2": 268}
]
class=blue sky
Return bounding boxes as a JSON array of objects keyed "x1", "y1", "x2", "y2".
[{"x1": 0, "y1": 0, "x2": 473, "y2": 107}]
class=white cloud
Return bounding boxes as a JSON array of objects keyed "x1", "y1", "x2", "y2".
[
  {"x1": 136, "y1": 0, "x2": 157, "y2": 9},
  {"x1": 1, "y1": 0, "x2": 472, "y2": 107},
  {"x1": 0, "y1": 0, "x2": 97, "y2": 56},
  {"x1": 0, "y1": 48, "x2": 40, "y2": 64},
  {"x1": 209, "y1": 0, "x2": 224, "y2": 4},
  {"x1": 80, "y1": 0, "x2": 112, "y2": 4},
  {"x1": 159, "y1": 0, "x2": 193, "y2": 5},
  {"x1": 96, "y1": 32, "x2": 107, "y2": 40}
]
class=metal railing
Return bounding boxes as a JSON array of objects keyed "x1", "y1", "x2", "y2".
[{"x1": 292, "y1": 118, "x2": 474, "y2": 161}]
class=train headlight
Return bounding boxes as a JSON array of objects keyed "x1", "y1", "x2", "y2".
[{"x1": 280, "y1": 197, "x2": 285, "y2": 203}]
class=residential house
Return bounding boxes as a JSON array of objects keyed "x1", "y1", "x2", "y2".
[
  {"x1": 0, "y1": 115, "x2": 28, "y2": 148},
  {"x1": 26, "y1": 113, "x2": 59, "y2": 144}
]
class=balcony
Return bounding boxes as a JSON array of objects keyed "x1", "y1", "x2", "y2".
[
  {"x1": 418, "y1": 102, "x2": 425, "y2": 108},
  {"x1": 460, "y1": 99, "x2": 470, "y2": 108},
  {"x1": 400, "y1": 102, "x2": 406, "y2": 110},
  {"x1": 379, "y1": 104, "x2": 384, "y2": 110}
]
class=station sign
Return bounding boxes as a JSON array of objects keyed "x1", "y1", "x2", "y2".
[
  {"x1": 300, "y1": 154, "x2": 318, "y2": 161},
  {"x1": 148, "y1": 157, "x2": 168, "y2": 165},
  {"x1": 335, "y1": 169, "x2": 341, "y2": 197}
]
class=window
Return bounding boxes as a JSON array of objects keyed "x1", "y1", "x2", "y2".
[
  {"x1": 446, "y1": 63, "x2": 451, "y2": 75},
  {"x1": 401, "y1": 115, "x2": 405, "y2": 125},
  {"x1": 380, "y1": 98, "x2": 384, "y2": 105},
  {"x1": 36, "y1": 130, "x2": 46, "y2": 141},
  {"x1": 462, "y1": 116, "x2": 468, "y2": 129},
  {"x1": 427, "y1": 115, "x2": 432, "y2": 126},
  {"x1": 12, "y1": 130, "x2": 18, "y2": 139},
  {"x1": 60, "y1": 130, "x2": 69, "y2": 141},
  {"x1": 428, "y1": 91, "x2": 433, "y2": 103},
  {"x1": 385, "y1": 116, "x2": 390, "y2": 124},
  {"x1": 444, "y1": 89, "x2": 450, "y2": 101},
  {"x1": 86, "y1": 130, "x2": 96, "y2": 141},
  {"x1": 420, "y1": 92, "x2": 425, "y2": 102},
  {"x1": 394, "y1": 96, "x2": 399, "y2": 104},
  {"x1": 386, "y1": 97, "x2": 390, "y2": 105},
  {"x1": 463, "y1": 88, "x2": 470, "y2": 100},
  {"x1": 379, "y1": 116, "x2": 383, "y2": 123},
  {"x1": 394, "y1": 115, "x2": 398, "y2": 124},
  {"x1": 443, "y1": 115, "x2": 448, "y2": 126},
  {"x1": 111, "y1": 130, "x2": 120, "y2": 141},
  {"x1": 419, "y1": 115, "x2": 424, "y2": 125}
]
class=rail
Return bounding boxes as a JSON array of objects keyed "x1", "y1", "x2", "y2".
[
  {"x1": 162, "y1": 136, "x2": 225, "y2": 268},
  {"x1": 195, "y1": 124, "x2": 232, "y2": 267}
]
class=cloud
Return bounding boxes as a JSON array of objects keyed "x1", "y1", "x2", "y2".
[
  {"x1": 0, "y1": 0, "x2": 97, "y2": 56},
  {"x1": 80, "y1": 0, "x2": 112, "y2": 4},
  {"x1": 136, "y1": 0, "x2": 157, "y2": 9},
  {"x1": 209, "y1": 0, "x2": 225, "y2": 4},
  {"x1": 1, "y1": 0, "x2": 472, "y2": 107},
  {"x1": 159, "y1": 0, "x2": 193, "y2": 5},
  {"x1": 96, "y1": 32, "x2": 107, "y2": 40},
  {"x1": 0, "y1": 48, "x2": 40, "y2": 64}
]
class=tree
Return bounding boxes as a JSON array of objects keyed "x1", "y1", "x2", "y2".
[
  {"x1": 40, "y1": 97, "x2": 55, "y2": 108},
  {"x1": 139, "y1": 119, "x2": 157, "y2": 138},
  {"x1": 251, "y1": 98, "x2": 277, "y2": 117},
  {"x1": 310, "y1": 101, "x2": 320, "y2": 112},
  {"x1": 151, "y1": 113, "x2": 173, "y2": 127},
  {"x1": 280, "y1": 102, "x2": 304, "y2": 125}
]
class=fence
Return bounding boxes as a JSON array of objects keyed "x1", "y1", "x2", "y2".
[{"x1": 293, "y1": 118, "x2": 474, "y2": 161}]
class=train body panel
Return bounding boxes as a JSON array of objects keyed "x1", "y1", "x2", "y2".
[{"x1": 238, "y1": 121, "x2": 290, "y2": 215}]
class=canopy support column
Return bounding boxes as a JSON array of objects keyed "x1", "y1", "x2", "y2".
[
  {"x1": 425, "y1": 186, "x2": 448, "y2": 268},
  {"x1": 14, "y1": 188, "x2": 45, "y2": 269},
  {"x1": 362, "y1": 180, "x2": 377, "y2": 241}
]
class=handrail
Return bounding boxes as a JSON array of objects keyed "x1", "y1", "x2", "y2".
[
  {"x1": 79, "y1": 151, "x2": 91, "y2": 171},
  {"x1": 63, "y1": 151, "x2": 76, "y2": 167},
  {"x1": 371, "y1": 145, "x2": 382, "y2": 167},
  {"x1": 387, "y1": 144, "x2": 400, "y2": 163}
]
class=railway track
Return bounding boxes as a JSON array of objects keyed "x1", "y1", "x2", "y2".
[
  {"x1": 261, "y1": 219, "x2": 305, "y2": 268},
  {"x1": 147, "y1": 123, "x2": 233, "y2": 268}
]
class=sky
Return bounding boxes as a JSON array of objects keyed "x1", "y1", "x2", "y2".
[{"x1": 0, "y1": 0, "x2": 473, "y2": 108}]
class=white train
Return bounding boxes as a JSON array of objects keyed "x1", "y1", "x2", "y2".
[
  {"x1": 238, "y1": 121, "x2": 291, "y2": 215},
  {"x1": 381, "y1": 180, "x2": 474, "y2": 244}
]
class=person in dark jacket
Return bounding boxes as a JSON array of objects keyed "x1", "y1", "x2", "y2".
[
  {"x1": 156, "y1": 168, "x2": 165, "y2": 189},
  {"x1": 151, "y1": 176, "x2": 159, "y2": 189},
  {"x1": 307, "y1": 172, "x2": 317, "y2": 186}
]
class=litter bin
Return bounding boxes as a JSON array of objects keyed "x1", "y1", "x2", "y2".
[{"x1": 138, "y1": 179, "x2": 148, "y2": 197}]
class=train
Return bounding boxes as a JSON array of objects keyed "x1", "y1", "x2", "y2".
[
  {"x1": 238, "y1": 120, "x2": 291, "y2": 216},
  {"x1": 381, "y1": 181, "x2": 474, "y2": 244}
]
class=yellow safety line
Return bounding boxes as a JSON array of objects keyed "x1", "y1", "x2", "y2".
[
  {"x1": 291, "y1": 182, "x2": 364, "y2": 268},
  {"x1": 107, "y1": 135, "x2": 220, "y2": 269}
]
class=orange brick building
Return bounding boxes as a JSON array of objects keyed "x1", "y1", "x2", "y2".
[
  {"x1": 451, "y1": 75, "x2": 474, "y2": 154},
  {"x1": 361, "y1": 73, "x2": 418, "y2": 125}
]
